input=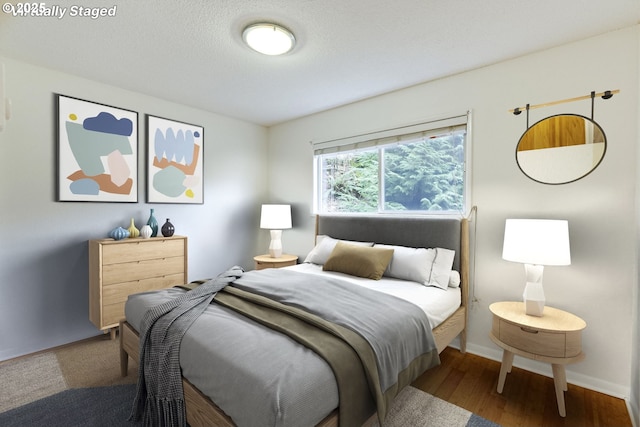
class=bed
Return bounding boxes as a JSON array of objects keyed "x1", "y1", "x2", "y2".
[{"x1": 119, "y1": 214, "x2": 469, "y2": 427}]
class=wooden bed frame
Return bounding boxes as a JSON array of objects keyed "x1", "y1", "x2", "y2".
[{"x1": 120, "y1": 215, "x2": 469, "y2": 427}]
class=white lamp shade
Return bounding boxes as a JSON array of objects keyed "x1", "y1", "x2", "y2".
[
  {"x1": 502, "y1": 219, "x2": 571, "y2": 266},
  {"x1": 260, "y1": 204, "x2": 292, "y2": 230}
]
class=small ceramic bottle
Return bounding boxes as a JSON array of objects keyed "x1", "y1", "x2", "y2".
[
  {"x1": 128, "y1": 218, "x2": 140, "y2": 238},
  {"x1": 147, "y1": 208, "x2": 159, "y2": 237},
  {"x1": 109, "y1": 226, "x2": 130, "y2": 241},
  {"x1": 140, "y1": 225, "x2": 152, "y2": 239},
  {"x1": 161, "y1": 218, "x2": 175, "y2": 237}
]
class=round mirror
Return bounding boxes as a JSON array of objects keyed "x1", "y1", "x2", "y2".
[{"x1": 516, "y1": 114, "x2": 606, "y2": 184}]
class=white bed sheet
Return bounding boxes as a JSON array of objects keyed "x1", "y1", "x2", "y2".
[{"x1": 285, "y1": 263, "x2": 461, "y2": 329}]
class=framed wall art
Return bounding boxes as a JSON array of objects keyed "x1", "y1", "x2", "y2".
[
  {"x1": 57, "y1": 95, "x2": 138, "y2": 202},
  {"x1": 146, "y1": 115, "x2": 204, "y2": 204}
]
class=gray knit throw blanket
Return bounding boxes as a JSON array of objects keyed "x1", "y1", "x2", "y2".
[{"x1": 129, "y1": 266, "x2": 244, "y2": 427}]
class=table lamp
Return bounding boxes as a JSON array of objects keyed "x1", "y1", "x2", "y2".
[
  {"x1": 502, "y1": 219, "x2": 571, "y2": 316},
  {"x1": 260, "y1": 204, "x2": 292, "y2": 258}
]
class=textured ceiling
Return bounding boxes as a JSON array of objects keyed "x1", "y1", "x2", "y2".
[{"x1": 0, "y1": 0, "x2": 638, "y2": 126}]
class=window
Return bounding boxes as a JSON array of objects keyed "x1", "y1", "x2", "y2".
[{"x1": 313, "y1": 114, "x2": 469, "y2": 215}]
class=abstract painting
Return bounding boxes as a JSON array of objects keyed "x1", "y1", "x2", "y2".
[
  {"x1": 146, "y1": 115, "x2": 204, "y2": 204},
  {"x1": 57, "y1": 95, "x2": 138, "y2": 202}
]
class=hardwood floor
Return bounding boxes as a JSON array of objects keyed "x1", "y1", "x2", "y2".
[
  {"x1": 13, "y1": 336, "x2": 630, "y2": 426},
  {"x1": 412, "y1": 347, "x2": 632, "y2": 427}
]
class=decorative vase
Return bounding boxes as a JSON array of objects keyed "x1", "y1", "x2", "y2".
[
  {"x1": 147, "y1": 208, "x2": 158, "y2": 237},
  {"x1": 109, "y1": 226, "x2": 130, "y2": 241},
  {"x1": 161, "y1": 218, "x2": 175, "y2": 237},
  {"x1": 140, "y1": 225, "x2": 153, "y2": 239},
  {"x1": 127, "y1": 217, "x2": 140, "y2": 238}
]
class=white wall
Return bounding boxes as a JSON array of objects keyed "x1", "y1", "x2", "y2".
[
  {"x1": 632, "y1": 24, "x2": 640, "y2": 426},
  {"x1": 268, "y1": 25, "x2": 640, "y2": 403},
  {"x1": 0, "y1": 58, "x2": 268, "y2": 360}
]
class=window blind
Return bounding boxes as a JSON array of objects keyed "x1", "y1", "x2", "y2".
[{"x1": 312, "y1": 113, "x2": 468, "y2": 155}]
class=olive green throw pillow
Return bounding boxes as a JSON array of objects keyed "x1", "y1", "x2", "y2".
[{"x1": 323, "y1": 241, "x2": 394, "y2": 280}]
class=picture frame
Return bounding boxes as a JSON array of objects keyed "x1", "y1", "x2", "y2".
[
  {"x1": 146, "y1": 115, "x2": 204, "y2": 204},
  {"x1": 57, "y1": 95, "x2": 138, "y2": 202}
]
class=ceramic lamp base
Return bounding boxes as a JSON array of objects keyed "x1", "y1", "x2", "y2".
[
  {"x1": 268, "y1": 229, "x2": 283, "y2": 258},
  {"x1": 523, "y1": 281, "x2": 545, "y2": 316}
]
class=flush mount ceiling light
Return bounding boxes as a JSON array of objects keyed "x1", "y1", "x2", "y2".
[{"x1": 242, "y1": 23, "x2": 296, "y2": 56}]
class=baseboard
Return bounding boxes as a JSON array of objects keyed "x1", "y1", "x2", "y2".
[
  {"x1": 464, "y1": 342, "x2": 631, "y2": 401},
  {"x1": 628, "y1": 398, "x2": 639, "y2": 427}
]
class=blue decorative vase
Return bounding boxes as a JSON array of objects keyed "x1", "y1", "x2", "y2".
[
  {"x1": 109, "y1": 226, "x2": 130, "y2": 241},
  {"x1": 161, "y1": 218, "x2": 175, "y2": 237},
  {"x1": 147, "y1": 208, "x2": 158, "y2": 237}
]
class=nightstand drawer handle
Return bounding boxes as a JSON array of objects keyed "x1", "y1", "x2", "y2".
[{"x1": 520, "y1": 327, "x2": 539, "y2": 334}]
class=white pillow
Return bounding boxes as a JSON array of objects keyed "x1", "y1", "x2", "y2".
[
  {"x1": 374, "y1": 244, "x2": 435, "y2": 285},
  {"x1": 448, "y1": 270, "x2": 461, "y2": 288},
  {"x1": 304, "y1": 235, "x2": 373, "y2": 265},
  {"x1": 428, "y1": 248, "x2": 456, "y2": 290}
]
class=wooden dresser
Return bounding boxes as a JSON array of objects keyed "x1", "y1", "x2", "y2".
[{"x1": 89, "y1": 235, "x2": 188, "y2": 337}]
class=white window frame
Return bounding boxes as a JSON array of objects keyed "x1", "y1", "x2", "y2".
[{"x1": 312, "y1": 112, "x2": 472, "y2": 216}]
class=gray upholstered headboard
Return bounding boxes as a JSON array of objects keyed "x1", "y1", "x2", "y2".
[{"x1": 316, "y1": 215, "x2": 463, "y2": 271}]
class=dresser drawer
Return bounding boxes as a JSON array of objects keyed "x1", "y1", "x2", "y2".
[
  {"x1": 103, "y1": 273, "x2": 186, "y2": 306},
  {"x1": 102, "y1": 256, "x2": 185, "y2": 285},
  {"x1": 102, "y1": 301, "x2": 126, "y2": 327},
  {"x1": 495, "y1": 318, "x2": 581, "y2": 358},
  {"x1": 102, "y1": 239, "x2": 185, "y2": 265}
]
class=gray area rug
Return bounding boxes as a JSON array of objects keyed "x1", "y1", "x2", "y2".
[
  {"x1": 0, "y1": 384, "x2": 139, "y2": 427},
  {"x1": 372, "y1": 385, "x2": 500, "y2": 427},
  {"x1": 0, "y1": 337, "x2": 500, "y2": 426},
  {"x1": 0, "y1": 383, "x2": 499, "y2": 427}
]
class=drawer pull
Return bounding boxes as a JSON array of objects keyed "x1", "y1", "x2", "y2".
[{"x1": 520, "y1": 327, "x2": 539, "y2": 334}]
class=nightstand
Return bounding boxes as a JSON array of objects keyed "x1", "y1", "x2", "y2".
[
  {"x1": 254, "y1": 254, "x2": 298, "y2": 270},
  {"x1": 489, "y1": 301, "x2": 586, "y2": 417}
]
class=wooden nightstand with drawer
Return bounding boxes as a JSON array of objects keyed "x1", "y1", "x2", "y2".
[
  {"x1": 89, "y1": 235, "x2": 188, "y2": 338},
  {"x1": 254, "y1": 254, "x2": 298, "y2": 270},
  {"x1": 489, "y1": 301, "x2": 586, "y2": 417}
]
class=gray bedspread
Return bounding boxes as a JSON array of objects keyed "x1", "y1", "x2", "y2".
[
  {"x1": 233, "y1": 269, "x2": 437, "y2": 395},
  {"x1": 129, "y1": 267, "x2": 243, "y2": 426},
  {"x1": 125, "y1": 268, "x2": 439, "y2": 426},
  {"x1": 127, "y1": 288, "x2": 339, "y2": 427}
]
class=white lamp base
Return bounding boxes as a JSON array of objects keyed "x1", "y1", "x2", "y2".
[
  {"x1": 523, "y1": 281, "x2": 545, "y2": 316},
  {"x1": 268, "y1": 229, "x2": 283, "y2": 258},
  {"x1": 523, "y1": 264, "x2": 545, "y2": 316}
]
